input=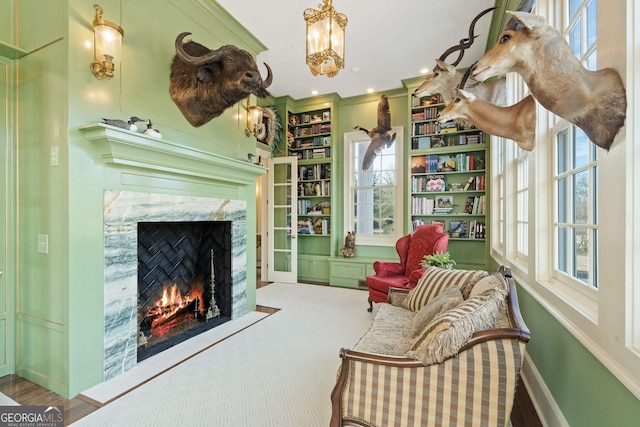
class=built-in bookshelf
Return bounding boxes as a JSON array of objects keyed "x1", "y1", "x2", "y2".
[
  {"x1": 409, "y1": 93, "x2": 488, "y2": 268},
  {"x1": 287, "y1": 108, "x2": 332, "y2": 238}
]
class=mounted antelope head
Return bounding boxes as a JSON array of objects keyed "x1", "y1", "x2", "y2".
[
  {"x1": 413, "y1": 59, "x2": 506, "y2": 106},
  {"x1": 438, "y1": 89, "x2": 537, "y2": 152},
  {"x1": 473, "y1": 11, "x2": 626, "y2": 151},
  {"x1": 413, "y1": 6, "x2": 506, "y2": 106}
]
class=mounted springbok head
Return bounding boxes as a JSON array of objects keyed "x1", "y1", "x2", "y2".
[
  {"x1": 473, "y1": 11, "x2": 626, "y2": 151},
  {"x1": 438, "y1": 89, "x2": 537, "y2": 151}
]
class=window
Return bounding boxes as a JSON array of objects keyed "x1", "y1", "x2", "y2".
[
  {"x1": 551, "y1": 0, "x2": 598, "y2": 290},
  {"x1": 553, "y1": 126, "x2": 598, "y2": 288},
  {"x1": 516, "y1": 147, "x2": 530, "y2": 260},
  {"x1": 344, "y1": 127, "x2": 403, "y2": 246},
  {"x1": 492, "y1": 137, "x2": 506, "y2": 255}
]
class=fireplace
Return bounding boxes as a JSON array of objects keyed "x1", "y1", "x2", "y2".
[
  {"x1": 103, "y1": 190, "x2": 248, "y2": 380},
  {"x1": 136, "y1": 221, "x2": 232, "y2": 362}
]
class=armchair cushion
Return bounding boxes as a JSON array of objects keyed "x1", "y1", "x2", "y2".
[
  {"x1": 411, "y1": 287, "x2": 463, "y2": 337},
  {"x1": 407, "y1": 285, "x2": 508, "y2": 365},
  {"x1": 405, "y1": 267, "x2": 487, "y2": 312}
]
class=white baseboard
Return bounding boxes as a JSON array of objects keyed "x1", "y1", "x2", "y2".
[{"x1": 521, "y1": 353, "x2": 569, "y2": 427}]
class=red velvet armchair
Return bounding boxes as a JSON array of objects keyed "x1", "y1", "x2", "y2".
[{"x1": 365, "y1": 224, "x2": 449, "y2": 311}]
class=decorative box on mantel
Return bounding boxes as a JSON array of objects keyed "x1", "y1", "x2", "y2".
[{"x1": 79, "y1": 123, "x2": 266, "y2": 379}]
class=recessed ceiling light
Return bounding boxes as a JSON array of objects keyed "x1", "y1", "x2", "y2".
[
  {"x1": 420, "y1": 68, "x2": 430, "y2": 74},
  {"x1": 311, "y1": 90, "x2": 318, "y2": 95},
  {"x1": 366, "y1": 88, "x2": 374, "y2": 94}
]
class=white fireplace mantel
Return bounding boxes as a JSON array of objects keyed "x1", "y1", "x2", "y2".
[{"x1": 79, "y1": 123, "x2": 266, "y2": 185}]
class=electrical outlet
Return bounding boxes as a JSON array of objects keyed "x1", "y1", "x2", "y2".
[
  {"x1": 37, "y1": 234, "x2": 49, "y2": 254},
  {"x1": 50, "y1": 146, "x2": 59, "y2": 167}
]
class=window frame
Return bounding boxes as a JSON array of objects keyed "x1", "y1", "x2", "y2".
[
  {"x1": 343, "y1": 127, "x2": 404, "y2": 247},
  {"x1": 490, "y1": 0, "x2": 640, "y2": 399}
]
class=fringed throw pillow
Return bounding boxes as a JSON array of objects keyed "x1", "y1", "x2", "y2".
[
  {"x1": 411, "y1": 287, "x2": 463, "y2": 337},
  {"x1": 405, "y1": 267, "x2": 487, "y2": 312},
  {"x1": 406, "y1": 285, "x2": 508, "y2": 365}
]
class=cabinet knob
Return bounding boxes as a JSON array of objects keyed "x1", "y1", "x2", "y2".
[{"x1": 0, "y1": 269, "x2": 3, "y2": 278}]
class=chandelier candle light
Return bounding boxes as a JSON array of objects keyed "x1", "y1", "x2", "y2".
[{"x1": 304, "y1": 0, "x2": 347, "y2": 78}]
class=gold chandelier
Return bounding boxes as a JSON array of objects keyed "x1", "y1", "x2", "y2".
[{"x1": 304, "y1": 0, "x2": 347, "y2": 78}]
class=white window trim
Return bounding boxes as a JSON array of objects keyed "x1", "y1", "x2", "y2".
[
  {"x1": 343, "y1": 127, "x2": 404, "y2": 247},
  {"x1": 490, "y1": 0, "x2": 640, "y2": 401}
]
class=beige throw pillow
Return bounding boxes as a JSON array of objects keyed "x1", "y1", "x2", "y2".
[
  {"x1": 468, "y1": 273, "x2": 508, "y2": 299},
  {"x1": 405, "y1": 267, "x2": 487, "y2": 312},
  {"x1": 406, "y1": 285, "x2": 508, "y2": 365},
  {"x1": 411, "y1": 287, "x2": 463, "y2": 337}
]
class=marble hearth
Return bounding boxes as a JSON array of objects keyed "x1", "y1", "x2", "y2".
[{"x1": 103, "y1": 190, "x2": 247, "y2": 380}]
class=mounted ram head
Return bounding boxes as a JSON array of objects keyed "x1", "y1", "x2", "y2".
[
  {"x1": 169, "y1": 32, "x2": 273, "y2": 127},
  {"x1": 473, "y1": 11, "x2": 626, "y2": 150}
]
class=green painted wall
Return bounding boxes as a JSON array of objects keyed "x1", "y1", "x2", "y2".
[
  {"x1": 10, "y1": 0, "x2": 265, "y2": 397},
  {"x1": 3, "y1": 1, "x2": 640, "y2": 424},
  {"x1": 517, "y1": 289, "x2": 640, "y2": 426}
]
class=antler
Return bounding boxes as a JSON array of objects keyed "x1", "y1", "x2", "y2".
[
  {"x1": 437, "y1": 7, "x2": 497, "y2": 68},
  {"x1": 457, "y1": 62, "x2": 477, "y2": 90}
]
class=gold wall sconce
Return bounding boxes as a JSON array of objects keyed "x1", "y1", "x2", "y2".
[
  {"x1": 304, "y1": 0, "x2": 347, "y2": 78},
  {"x1": 90, "y1": 4, "x2": 124, "y2": 80},
  {"x1": 245, "y1": 98, "x2": 265, "y2": 139}
]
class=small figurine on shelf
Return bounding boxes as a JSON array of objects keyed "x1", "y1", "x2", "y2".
[
  {"x1": 341, "y1": 231, "x2": 356, "y2": 258},
  {"x1": 143, "y1": 119, "x2": 162, "y2": 138}
]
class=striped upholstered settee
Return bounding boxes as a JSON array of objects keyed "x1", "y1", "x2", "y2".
[{"x1": 330, "y1": 265, "x2": 530, "y2": 427}]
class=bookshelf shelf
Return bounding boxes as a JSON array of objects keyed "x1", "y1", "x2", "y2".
[{"x1": 408, "y1": 94, "x2": 489, "y2": 255}]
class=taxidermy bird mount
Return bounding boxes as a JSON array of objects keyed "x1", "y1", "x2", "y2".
[
  {"x1": 354, "y1": 95, "x2": 396, "y2": 171},
  {"x1": 143, "y1": 119, "x2": 162, "y2": 138},
  {"x1": 101, "y1": 116, "x2": 143, "y2": 132}
]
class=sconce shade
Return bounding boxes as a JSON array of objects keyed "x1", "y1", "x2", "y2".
[
  {"x1": 304, "y1": 0, "x2": 347, "y2": 78},
  {"x1": 91, "y1": 4, "x2": 124, "y2": 80},
  {"x1": 245, "y1": 98, "x2": 265, "y2": 138}
]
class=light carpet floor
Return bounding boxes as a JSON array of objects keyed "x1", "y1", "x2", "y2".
[
  {"x1": 71, "y1": 283, "x2": 374, "y2": 427},
  {"x1": 0, "y1": 392, "x2": 19, "y2": 406}
]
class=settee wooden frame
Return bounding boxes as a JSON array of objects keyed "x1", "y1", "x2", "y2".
[{"x1": 330, "y1": 265, "x2": 530, "y2": 427}]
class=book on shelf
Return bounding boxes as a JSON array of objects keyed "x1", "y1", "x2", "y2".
[
  {"x1": 440, "y1": 122, "x2": 458, "y2": 133},
  {"x1": 437, "y1": 155, "x2": 457, "y2": 172},
  {"x1": 448, "y1": 182, "x2": 464, "y2": 191},
  {"x1": 411, "y1": 196, "x2": 434, "y2": 215},
  {"x1": 411, "y1": 94, "x2": 443, "y2": 108},
  {"x1": 463, "y1": 176, "x2": 475, "y2": 191},
  {"x1": 435, "y1": 195, "x2": 454, "y2": 209},
  {"x1": 431, "y1": 219, "x2": 446, "y2": 228},
  {"x1": 426, "y1": 174, "x2": 445, "y2": 191},
  {"x1": 464, "y1": 195, "x2": 486, "y2": 215},
  {"x1": 411, "y1": 156, "x2": 426, "y2": 174},
  {"x1": 468, "y1": 221, "x2": 486, "y2": 239},
  {"x1": 450, "y1": 220, "x2": 467, "y2": 238},
  {"x1": 412, "y1": 136, "x2": 431, "y2": 150}
]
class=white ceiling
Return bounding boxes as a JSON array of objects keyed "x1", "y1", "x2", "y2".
[{"x1": 216, "y1": 0, "x2": 498, "y2": 100}]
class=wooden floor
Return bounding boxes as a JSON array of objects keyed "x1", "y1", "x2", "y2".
[{"x1": 0, "y1": 276, "x2": 543, "y2": 426}]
